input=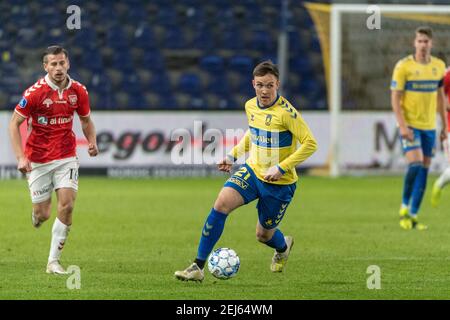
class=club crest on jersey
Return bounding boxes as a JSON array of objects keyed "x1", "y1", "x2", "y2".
[
  {"x1": 265, "y1": 114, "x2": 272, "y2": 126},
  {"x1": 68, "y1": 94, "x2": 78, "y2": 105},
  {"x1": 432, "y1": 67, "x2": 437, "y2": 76},
  {"x1": 18, "y1": 97, "x2": 27, "y2": 108},
  {"x1": 43, "y1": 98, "x2": 53, "y2": 108}
]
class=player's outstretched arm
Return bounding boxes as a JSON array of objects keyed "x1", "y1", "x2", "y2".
[
  {"x1": 8, "y1": 112, "x2": 31, "y2": 173},
  {"x1": 437, "y1": 87, "x2": 448, "y2": 142},
  {"x1": 219, "y1": 130, "x2": 250, "y2": 172},
  {"x1": 79, "y1": 115, "x2": 98, "y2": 157}
]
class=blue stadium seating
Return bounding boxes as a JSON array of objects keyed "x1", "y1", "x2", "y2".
[
  {"x1": 200, "y1": 55, "x2": 225, "y2": 74},
  {"x1": 220, "y1": 29, "x2": 245, "y2": 51},
  {"x1": 178, "y1": 73, "x2": 202, "y2": 95},
  {"x1": 157, "y1": 94, "x2": 178, "y2": 109},
  {"x1": 207, "y1": 74, "x2": 229, "y2": 96},
  {"x1": 149, "y1": 72, "x2": 172, "y2": 95},
  {"x1": 217, "y1": 96, "x2": 238, "y2": 110},
  {"x1": 163, "y1": 26, "x2": 188, "y2": 50},
  {"x1": 238, "y1": 76, "x2": 255, "y2": 97},
  {"x1": 90, "y1": 72, "x2": 112, "y2": 97},
  {"x1": 187, "y1": 95, "x2": 207, "y2": 110},
  {"x1": 0, "y1": 0, "x2": 330, "y2": 110},
  {"x1": 229, "y1": 55, "x2": 254, "y2": 75},
  {"x1": 250, "y1": 30, "x2": 275, "y2": 54},
  {"x1": 157, "y1": 8, "x2": 178, "y2": 28},
  {"x1": 191, "y1": 28, "x2": 215, "y2": 51}
]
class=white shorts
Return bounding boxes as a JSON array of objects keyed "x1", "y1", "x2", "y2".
[{"x1": 27, "y1": 157, "x2": 79, "y2": 204}]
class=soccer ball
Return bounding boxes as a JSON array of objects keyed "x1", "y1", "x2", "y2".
[{"x1": 207, "y1": 248, "x2": 240, "y2": 280}]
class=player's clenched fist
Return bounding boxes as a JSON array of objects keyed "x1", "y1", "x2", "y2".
[
  {"x1": 264, "y1": 165, "x2": 283, "y2": 182},
  {"x1": 17, "y1": 156, "x2": 32, "y2": 174},
  {"x1": 88, "y1": 143, "x2": 98, "y2": 157},
  {"x1": 217, "y1": 157, "x2": 233, "y2": 173}
]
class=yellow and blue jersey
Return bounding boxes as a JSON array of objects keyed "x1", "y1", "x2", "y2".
[
  {"x1": 228, "y1": 95, "x2": 317, "y2": 185},
  {"x1": 391, "y1": 55, "x2": 446, "y2": 130}
]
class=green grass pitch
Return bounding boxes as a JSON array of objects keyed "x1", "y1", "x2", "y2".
[{"x1": 0, "y1": 176, "x2": 450, "y2": 300}]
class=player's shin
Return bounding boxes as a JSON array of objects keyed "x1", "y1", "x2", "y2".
[
  {"x1": 402, "y1": 162, "x2": 422, "y2": 207},
  {"x1": 195, "y1": 208, "x2": 228, "y2": 269},
  {"x1": 48, "y1": 217, "x2": 71, "y2": 263},
  {"x1": 410, "y1": 166, "x2": 429, "y2": 216}
]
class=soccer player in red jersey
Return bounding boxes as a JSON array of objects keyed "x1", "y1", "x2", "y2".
[
  {"x1": 431, "y1": 67, "x2": 450, "y2": 207},
  {"x1": 8, "y1": 46, "x2": 98, "y2": 274}
]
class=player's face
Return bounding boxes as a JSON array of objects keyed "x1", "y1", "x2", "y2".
[
  {"x1": 44, "y1": 53, "x2": 70, "y2": 85},
  {"x1": 253, "y1": 74, "x2": 279, "y2": 107},
  {"x1": 414, "y1": 33, "x2": 432, "y2": 57}
]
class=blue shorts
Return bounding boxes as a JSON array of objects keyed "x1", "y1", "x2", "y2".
[
  {"x1": 223, "y1": 164, "x2": 296, "y2": 230},
  {"x1": 400, "y1": 127, "x2": 436, "y2": 157}
]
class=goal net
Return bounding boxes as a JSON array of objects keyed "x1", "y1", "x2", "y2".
[{"x1": 305, "y1": 3, "x2": 450, "y2": 176}]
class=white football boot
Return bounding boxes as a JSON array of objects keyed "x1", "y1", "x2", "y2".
[
  {"x1": 271, "y1": 236, "x2": 294, "y2": 272},
  {"x1": 46, "y1": 261, "x2": 68, "y2": 275},
  {"x1": 174, "y1": 262, "x2": 204, "y2": 282},
  {"x1": 31, "y1": 211, "x2": 43, "y2": 228}
]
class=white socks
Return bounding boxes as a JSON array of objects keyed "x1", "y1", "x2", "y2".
[
  {"x1": 48, "y1": 217, "x2": 70, "y2": 264},
  {"x1": 436, "y1": 167, "x2": 450, "y2": 189}
]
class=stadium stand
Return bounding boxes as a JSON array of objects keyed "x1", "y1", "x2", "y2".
[{"x1": 0, "y1": 0, "x2": 329, "y2": 110}]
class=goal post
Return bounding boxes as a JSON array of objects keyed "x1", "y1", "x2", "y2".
[{"x1": 306, "y1": 3, "x2": 450, "y2": 177}]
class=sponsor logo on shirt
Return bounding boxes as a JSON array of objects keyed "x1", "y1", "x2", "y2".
[
  {"x1": 38, "y1": 116, "x2": 48, "y2": 125},
  {"x1": 43, "y1": 98, "x2": 53, "y2": 108},
  {"x1": 19, "y1": 97, "x2": 27, "y2": 108},
  {"x1": 49, "y1": 116, "x2": 73, "y2": 125},
  {"x1": 36, "y1": 115, "x2": 73, "y2": 126}
]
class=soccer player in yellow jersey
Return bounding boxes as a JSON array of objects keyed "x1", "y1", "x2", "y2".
[
  {"x1": 391, "y1": 27, "x2": 448, "y2": 230},
  {"x1": 175, "y1": 61, "x2": 317, "y2": 281}
]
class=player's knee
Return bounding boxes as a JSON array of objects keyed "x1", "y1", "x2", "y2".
[
  {"x1": 214, "y1": 188, "x2": 243, "y2": 214},
  {"x1": 213, "y1": 197, "x2": 233, "y2": 214},
  {"x1": 34, "y1": 207, "x2": 51, "y2": 221},
  {"x1": 256, "y1": 231, "x2": 272, "y2": 243},
  {"x1": 58, "y1": 201, "x2": 74, "y2": 215}
]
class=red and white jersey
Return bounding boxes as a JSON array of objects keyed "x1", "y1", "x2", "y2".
[
  {"x1": 15, "y1": 74, "x2": 90, "y2": 163},
  {"x1": 444, "y1": 68, "x2": 450, "y2": 132}
]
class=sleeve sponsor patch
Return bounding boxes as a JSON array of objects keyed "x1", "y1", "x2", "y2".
[{"x1": 18, "y1": 97, "x2": 28, "y2": 108}]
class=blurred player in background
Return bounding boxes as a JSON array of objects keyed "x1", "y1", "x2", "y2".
[
  {"x1": 391, "y1": 27, "x2": 447, "y2": 230},
  {"x1": 431, "y1": 67, "x2": 450, "y2": 207},
  {"x1": 175, "y1": 61, "x2": 317, "y2": 281},
  {"x1": 8, "y1": 46, "x2": 98, "y2": 274}
]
